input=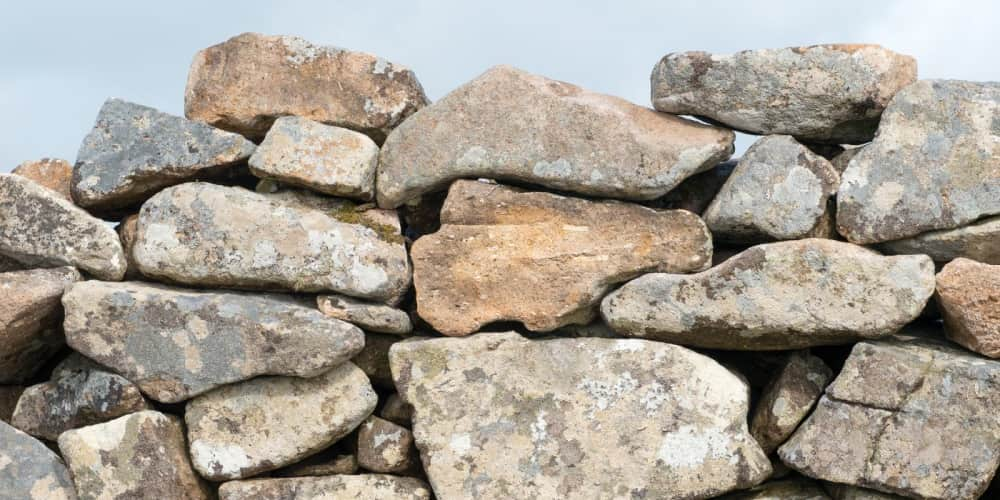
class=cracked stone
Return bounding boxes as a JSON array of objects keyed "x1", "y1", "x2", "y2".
[
  {"x1": 750, "y1": 351, "x2": 833, "y2": 454},
  {"x1": 218, "y1": 475, "x2": 433, "y2": 500},
  {"x1": 0, "y1": 420, "x2": 76, "y2": 499},
  {"x1": 935, "y1": 258, "x2": 1000, "y2": 358}
]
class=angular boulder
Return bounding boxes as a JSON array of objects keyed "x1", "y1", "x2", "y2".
[
  {"x1": 750, "y1": 351, "x2": 832, "y2": 454},
  {"x1": 356, "y1": 415, "x2": 419, "y2": 474},
  {"x1": 0, "y1": 421, "x2": 76, "y2": 500},
  {"x1": 935, "y1": 258, "x2": 1000, "y2": 358},
  {"x1": 218, "y1": 475, "x2": 432, "y2": 500},
  {"x1": 317, "y1": 294, "x2": 412, "y2": 335},
  {"x1": 880, "y1": 215, "x2": 1000, "y2": 265},
  {"x1": 12, "y1": 157, "x2": 73, "y2": 200}
]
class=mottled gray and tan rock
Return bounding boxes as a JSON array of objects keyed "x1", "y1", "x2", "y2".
[
  {"x1": 718, "y1": 477, "x2": 830, "y2": 499},
  {"x1": 133, "y1": 182, "x2": 410, "y2": 302},
  {"x1": 318, "y1": 294, "x2": 412, "y2": 335},
  {"x1": 63, "y1": 280, "x2": 364, "y2": 403},
  {"x1": 58, "y1": 410, "x2": 210, "y2": 499},
  {"x1": 116, "y1": 213, "x2": 143, "y2": 280},
  {"x1": 655, "y1": 159, "x2": 736, "y2": 214},
  {"x1": 651, "y1": 45, "x2": 917, "y2": 144},
  {"x1": 50, "y1": 352, "x2": 106, "y2": 381},
  {"x1": 219, "y1": 475, "x2": 433, "y2": 500},
  {"x1": 880, "y1": 215, "x2": 1000, "y2": 265},
  {"x1": 380, "y1": 393, "x2": 413, "y2": 427},
  {"x1": 12, "y1": 158, "x2": 73, "y2": 200},
  {"x1": 601, "y1": 239, "x2": 935, "y2": 349},
  {"x1": 779, "y1": 337, "x2": 1000, "y2": 500},
  {"x1": 830, "y1": 146, "x2": 863, "y2": 175},
  {"x1": 837, "y1": 80, "x2": 1000, "y2": 243},
  {"x1": 0, "y1": 386, "x2": 24, "y2": 423},
  {"x1": 0, "y1": 174, "x2": 126, "y2": 280},
  {"x1": 353, "y1": 332, "x2": 397, "y2": 389},
  {"x1": 186, "y1": 362, "x2": 376, "y2": 480},
  {"x1": 0, "y1": 421, "x2": 76, "y2": 499},
  {"x1": 185, "y1": 33, "x2": 428, "y2": 142},
  {"x1": 274, "y1": 450, "x2": 359, "y2": 478},
  {"x1": 357, "y1": 415, "x2": 419, "y2": 474},
  {"x1": 750, "y1": 351, "x2": 832, "y2": 454},
  {"x1": 412, "y1": 180, "x2": 712, "y2": 335},
  {"x1": 377, "y1": 65, "x2": 734, "y2": 208},
  {"x1": 704, "y1": 136, "x2": 839, "y2": 242},
  {"x1": 935, "y1": 258, "x2": 1000, "y2": 358},
  {"x1": 391, "y1": 332, "x2": 771, "y2": 499}
]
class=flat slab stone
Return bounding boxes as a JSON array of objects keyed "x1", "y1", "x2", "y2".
[
  {"x1": 318, "y1": 294, "x2": 412, "y2": 335},
  {"x1": 750, "y1": 351, "x2": 832, "y2": 454},
  {"x1": 12, "y1": 158, "x2": 73, "y2": 201},
  {"x1": 218, "y1": 475, "x2": 433, "y2": 500},
  {"x1": 0, "y1": 420, "x2": 76, "y2": 500},
  {"x1": 377, "y1": 65, "x2": 734, "y2": 208},
  {"x1": 936, "y1": 258, "x2": 1000, "y2": 358},
  {"x1": 880, "y1": 215, "x2": 1000, "y2": 265}
]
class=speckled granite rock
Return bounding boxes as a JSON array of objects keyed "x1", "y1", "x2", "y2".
[
  {"x1": 391, "y1": 332, "x2": 770, "y2": 499},
  {"x1": 718, "y1": 477, "x2": 830, "y2": 499},
  {"x1": 750, "y1": 351, "x2": 832, "y2": 454},
  {"x1": 318, "y1": 294, "x2": 412, "y2": 335},
  {"x1": 357, "y1": 415, "x2": 419, "y2": 474},
  {"x1": 218, "y1": 475, "x2": 433, "y2": 500},
  {"x1": 62, "y1": 280, "x2": 364, "y2": 403},
  {"x1": 352, "y1": 332, "x2": 397, "y2": 389},
  {"x1": 12, "y1": 158, "x2": 73, "y2": 200},
  {"x1": 377, "y1": 65, "x2": 734, "y2": 208},
  {"x1": 0, "y1": 420, "x2": 76, "y2": 499},
  {"x1": 601, "y1": 239, "x2": 935, "y2": 349},
  {"x1": 935, "y1": 258, "x2": 1000, "y2": 358},
  {"x1": 880, "y1": 215, "x2": 1000, "y2": 265},
  {"x1": 651, "y1": 45, "x2": 916, "y2": 144}
]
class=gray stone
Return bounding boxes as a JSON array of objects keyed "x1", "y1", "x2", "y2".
[
  {"x1": 218, "y1": 475, "x2": 433, "y2": 500},
  {"x1": 750, "y1": 351, "x2": 832, "y2": 454},
  {"x1": 352, "y1": 332, "x2": 397, "y2": 389},
  {"x1": 880, "y1": 215, "x2": 1000, "y2": 265},
  {"x1": 317, "y1": 294, "x2": 412, "y2": 335},
  {"x1": 935, "y1": 258, "x2": 1000, "y2": 358},
  {"x1": 0, "y1": 255, "x2": 24, "y2": 272},
  {"x1": 0, "y1": 420, "x2": 76, "y2": 499},
  {"x1": 356, "y1": 415, "x2": 419, "y2": 474}
]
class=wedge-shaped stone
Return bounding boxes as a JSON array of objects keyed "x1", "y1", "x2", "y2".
[
  {"x1": 0, "y1": 421, "x2": 76, "y2": 500},
  {"x1": 219, "y1": 475, "x2": 432, "y2": 500},
  {"x1": 750, "y1": 351, "x2": 832, "y2": 454},
  {"x1": 412, "y1": 180, "x2": 712, "y2": 335},
  {"x1": 936, "y1": 258, "x2": 1000, "y2": 358},
  {"x1": 12, "y1": 158, "x2": 73, "y2": 200},
  {"x1": 356, "y1": 415, "x2": 419, "y2": 474},
  {"x1": 391, "y1": 332, "x2": 771, "y2": 499},
  {"x1": 377, "y1": 65, "x2": 734, "y2": 208},
  {"x1": 601, "y1": 239, "x2": 934, "y2": 349},
  {"x1": 837, "y1": 80, "x2": 1000, "y2": 243},
  {"x1": 880, "y1": 215, "x2": 1000, "y2": 265},
  {"x1": 62, "y1": 281, "x2": 364, "y2": 403},
  {"x1": 0, "y1": 386, "x2": 24, "y2": 423},
  {"x1": 651, "y1": 45, "x2": 916, "y2": 144},
  {"x1": 318, "y1": 294, "x2": 412, "y2": 335}
]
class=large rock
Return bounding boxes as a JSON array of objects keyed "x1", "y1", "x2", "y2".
[
  {"x1": 778, "y1": 337, "x2": 1000, "y2": 499},
  {"x1": 62, "y1": 280, "x2": 364, "y2": 403},
  {"x1": 412, "y1": 180, "x2": 712, "y2": 334},
  {"x1": 133, "y1": 182, "x2": 410, "y2": 302},
  {"x1": 935, "y1": 258, "x2": 1000, "y2": 358},
  {"x1": 750, "y1": 351, "x2": 832, "y2": 454},
  {"x1": 880, "y1": 215, "x2": 1000, "y2": 265},
  {"x1": 72, "y1": 99, "x2": 256, "y2": 212},
  {"x1": 218, "y1": 475, "x2": 433, "y2": 500},
  {"x1": 185, "y1": 33, "x2": 428, "y2": 142},
  {"x1": 837, "y1": 80, "x2": 1000, "y2": 243},
  {"x1": 391, "y1": 332, "x2": 771, "y2": 499},
  {"x1": 0, "y1": 420, "x2": 77, "y2": 500},
  {"x1": 651, "y1": 45, "x2": 917, "y2": 144},
  {"x1": 318, "y1": 294, "x2": 412, "y2": 335},
  {"x1": 0, "y1": 174, "x2": 126, "y2": 280},
  {"x1": 377, "y1": 65, "x2": 734, "y2": 208},
  {"x1": 601, "y1": 239, "x2": 935, "y2": 349},
  {"x1": 12, "y1": 157, "x2": 73, "y2": 200}
]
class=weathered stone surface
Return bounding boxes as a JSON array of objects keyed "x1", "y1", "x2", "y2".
[
  {"x1": 249, "y1": 116, "x2": 379, "y2": 200},
  {"x1": 823, "y1": 483, "x2": 907, "y2": 499},
  {"x1": 655, "y1": 159, "x2": 736, "y2": 214},
  {"x1": 50, "y1": 352, "x2": 106, "y2": 380},
  {"x1": 58, "y1": 410, "x2": 210, "y2": 499},
  {"x1": 0, "y1": 267, "x2": 81, "y2": 383},
  {"x1": 935, "y1": 258, "x2": 1000, "y2": 358},
  {"x1": 412, "y1": 180, "x2": 712, "y2": 335},
  {"x1": 651, "y1": 45, "x2": 916, "y2": 144},
  {"x1": 357, "y1": 415, "x2": 419, "y2": 474},
  {"x1": 0, "y1": 386, "x2": 24, "y2": 423},
  {"x1": 880, "y1": 215, "x2": 1000, "y2": 265},
  {"x1": 219, "y1": 475, "x2": 433, "y2": 500},
  {"x1": 185, "y1": 33, "x2": 428, "y2": 142},
  {"x1": 830, "y1": 146, "x2": 863, "y2": 174},
  {"x1": 63, "y1": 280, "x2": 364, "y2": 403},
  {"x1": 778, "y1": 337, "x2": 1000, "y2": 499},
  {"x1": 318, "y1": 294, "x2": 412, "y2": 335},
  {"x1": 274, "y1": 449, "x2": 359, "y2": 478},
  {"x1": 116, "y1": 213, "x2": 143, "y2": 280},
  {"x1": 12, "y1": 158, "x2": 73, "y2": 200},
  {"x1": 0, "y1": 420, "x2": 76, "y2": 499},
  {"x1": 718, "y1": 477, "x2": 830, "y2": 499},
  {"x1": 601, "y1": 239, "x2": 935, "y2": 349},
  {"x1": 0, "y1": 174, "x2": 126, "y2": 280},
  {"x1": 750, "y1": 351, "x2": 832, "y2": 454},
  {"x1": 133, "y1": 182, "x2": 410, "y2": 302},
  {"x1": 186, "y1": 362, "x2": 376, "y2": 480},
  {"x1": 377, "y1": 65, "x2": 734, "y2": 208},
  {"x1": 353, "y1": 332, "x2": 397, "y2": 389},
  {"x1": 837, "y1": 80, "x2": 1000, "y2": 243},
  {"x1": 380, "y1": 393, "x2": 413, "y2": 427},
  {"x1": 704, "y1": 136, "x2": 839, "y2": 242},
  {"x1": 0, "y1": 254, "x2": 23, "y2": 272},
  {"x1": 391, "y1": 332, "x2": 770, "y2": 499}
]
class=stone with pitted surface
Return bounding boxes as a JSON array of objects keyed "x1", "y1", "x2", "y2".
[
  {"x1": 0, "y1": 420, "x2": 77, "y2": 500},
  {"x1": 935, "y1": 258, "x2": 1000, "y2": 358},
  {"x1": 12, "y1": 158, "x2": 73, "y2": 201}
]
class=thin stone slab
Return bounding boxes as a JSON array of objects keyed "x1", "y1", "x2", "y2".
[
  {"x1": 12, "y1": 158, "x2": 73, "y2": 200},
  {"x1": 218, "y1": 475, "x2": 433, "y2": 500},
  {"x1": 880, "y1": 215, "x2": 1000, "y2": 265},
  {"x1": 317, "y1": 294, "x2": 412, "y2": 335},
  {"x1": 750, "y1": 351, "x2": 832, "y2": 454},
  {"x1": 0, "y1": 420, "x2": 77, "y2": 500},
  {"x1": 935, "y1": 258, "x2": 1000, "y2": 358}
]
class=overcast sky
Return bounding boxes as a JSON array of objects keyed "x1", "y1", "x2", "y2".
[{"x1": 3, "y1": 0, "x2": 998, "y2": 172}]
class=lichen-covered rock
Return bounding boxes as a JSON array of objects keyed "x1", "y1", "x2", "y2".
[
  {"x1": 391, "y1": 332, "x2": 771, "y2": 499},
  {"x1": 380, "y1": 393, "x2": 413, "y2": 427},
  {"x1": 133, "y1": 182, "x2": 410, "y2": 302},
  {"x1": 377, "y1": 65, "x2": 734, "y2": 208},
  {"x1": 0, "y1": 174, "x2": 126, "y2": 280},
  {"x1": 318, "y1": 294, "x2": 412, "y2": 335},
  {"x1": 601, "y1": 239, "x2": 935, "y2": 349},
  {"x1": 185, "y1": 362, "x2": 376, "y2": 481},
  {"x1": 0, "y1": 420, "x2": 76, "y2": 499},
  {"x1": 12, "y1": 158, "x2": 73, "y2": 200},
  {"x1": 651, "y1": 45, "x2": 917, "y2": 144},
  {"x1": 935, "y1": 258, "x2": 1000, "y2": 358},
  {"x1": 778, "y1": 337, "x2": 1000, "y2": 500},
  {"x1": 750, "y1": 351, "x2": 832, "y2": 454},
  {"x1": 185, "y1": 33, "x2": 428, "y2": 142},
  {"x1": 58, "y1": 410, "x2": 210, "y2": 499},
  {"x1": 837, "y1": 80, "x2": 1000, "y2": 243},
  {"x1": 357, "y1": 415, "x2": 419, "y2": 474},
  {"x1": 412, "y1": 180, "x2": 712, "y2": 335},
  {"x1": 71, "y1": 99, "x2": 256, "y2": 212},
  {"x1": 718, "y1": 477, "x2": 831, "y2": 499},
  {"x1": 654, "y1": 159, "x2": 736, "y2": 214},
  {"x1": 218, "y1": 475, "x2": 433, "y2": 500},
  {"x1": 62, "y1": 280, "x2": 364, "y2": 403},
  {"x1": 880, "y1": 215, "x2": 1000, "y2": 265},
  {"x1": 352, "y1": 332, "x2": 397, "y2": 389},
  {"x1": 704, "y1": 136, "x2": 839, "y2": 242}
]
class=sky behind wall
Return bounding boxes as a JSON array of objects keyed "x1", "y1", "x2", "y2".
[{"x1": 2, "y1": 0, "x2": 998, "y2": 171}]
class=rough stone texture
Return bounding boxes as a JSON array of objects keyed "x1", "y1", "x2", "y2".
[
  {"x1": 750, "y1": 351, "x2": 833, "y2": 454},
  {"x1": 704, "y1": 136, "x2": 839, "y2": 242},
  {"x1": 72, "y1": 99, "x2": 256, "y2": 212},
  {"x1": 318, "y1": 294, "x2": 412, "y2": 335},
  {"x1": 249, "y1": 116, "x2": 379, "y2": 200},
  {"x1": 0, "y1": 420, "x2": 77, "y2": 499},
  {"x1": 58, "y1": 410, "x2": 210, "y2": 499},
  {"x1": 778, "y1": 337, "x2": 1000, "y2": 500},
  {"x1": 0, "y1": 267, "x2": 81, "y2": 383},
  {"x1": 353, "y1": 332, "x2": 397, "y2": 389},
  {"x1": 391, "y1": 332, "x2": 771, "y2": 499},
  {"x1": 116, "y1": 213, "x2": 143, "y2": 280},
  {"x1": 380, "y1": 393, "x2": 414, "y2": 426},
  {"x1": 718, "y1": 478, "x2": 831, "y2": 499},
  {"x1": 357, "y1": 415, "x2": 419, "y2": 474},
  {"x1": 185, "y1": 362, "x2": 376, "y2": 481},
  {"x1": 12, "y1": 158, "x2": 74, "y2": 200},
  {"x1": 880, "y1": 215, "x2": 1000, "y2": 265},
  {"x1": 0, "y1": 254, "x2": 24, "y2": 272},
  {"x1": 601, "y1": 239, "x2": 935, "y2": 350},
  {"x1": 830, "y1": 147, "x2": 863, "y2": 174},
  {"x1": 185, "y1": 33, "x2": 428, "y2": 143},
  {"x1": 50, "y1": 352, "x2": 106, "y2": 381},
  {"x1": 0, "y1": 174, "x2": 126, "y2": 280},
  {"x1": 63, "y1": 280, "x2": 364, "y2": 403},
  {"x1": 837, "y1": 80, "x2": 1000, "y2": 243},
  {"x1": 377, "y1": 65, "x2": 734, "y2": 208},
  {"x1": 412, "y1": 180, "x2": 712, "y2": 335},
  {"x1": 935, "y1": 258, "x2": 1000, "y2": 358},
  {"x1": 654, "y1": 159, "x2": 736, "y2": 214},
  {"x1": 274, "y1": 450, "x2": 359, "y2": 478},
  {"x1": 823, "y1": 483, "x2": 907, "y2": 499},
  {"x1": 218, "y1": 475, "x2": 433, "y2": 500},
  {"x1": 0, "y1": 386, "x2": 24, "y2": 423},
  {"x1": 133, "y1": 182, "x2": 410, "y2": 302},
  {"x1": 651, "y1": 45, "x2": 917, "y2": 144}
]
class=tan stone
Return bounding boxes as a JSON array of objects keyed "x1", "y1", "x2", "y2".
[
  {"x1": 218, "y1": 475, "x2": 432, "y2": 500},
  {"x1": 750, "y1": 351, "x2": 832, "y2": 454},
  {"x1": 356, "y1": 415, "x2": 419, "y2": 474},
  {"x1": 12, "y1": 158, "x2": 73, "y2": 200},
  {"x1": 935, "y1": 258, "x2": 1000, "y2": 358},
  {"x1": 116, "y1": 213, "x2": 143, "y2": 280}
]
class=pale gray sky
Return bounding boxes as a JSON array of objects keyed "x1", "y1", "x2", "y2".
[{"x1": 2, "y1": 0, "x2": 998, "y2": 172}]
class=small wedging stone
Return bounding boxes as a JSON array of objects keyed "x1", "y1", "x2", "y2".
[
  {"x1": 0, "y1": 420, "x2": 76, "y2": 500},
  {"x1": 601, "y1": 239, "x2": 935, "y2": 349},
  {"x1": 62, "y1": 280, "x2": 364, "y2": 403},
  {"x1": 317, "y1": 294, "x2": 412, "y2": 335},
  {"x1": 837, "y1": 80, "x2": 1000, "y2": 243},
  {"x1": 356, "y1": 415, "x2": 419, "y2": 474},
  {"x1": 12, "y1": 158, "x2": 73, "y2": 201},
  {"x1": 377, "y1": 65, "x2": 734, "y2": 208},
  {"x1": 655, "y1": 159, "x2": 736, "y2": 215},
  {"x1": 380, "y1": 393, "x2": 413, "y2": 426},
  {"x1": 935, "y1": 258, "x2": 1000, "y2": 358},
  {"x1": 750, "y1": 351, "x2": 832, "y2": 454},
  {"x1": 0, "y1": 174, "x2": 126, "y2": 280},
  {"x1": 352, "y1": 332, "x2": 398, "y2": 389},
  {"x1": 718, "y1": 477, "x2": 831, "y2": 499},
  {"x1": 880, "y1": 215, "x2": 1000, "y2": 265},
  {"x1": 273, "y1": 449, "x2": 358, "y2": 478},
  {"x1": 218, "y1": 475, "x2": 433, "y2": 500},
  {"x1": 391, "y1": 332, "x2": 771, "y2": 499},
  {"x1": 651, "y1": 44, "x2": 917, "y2": 144}
]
